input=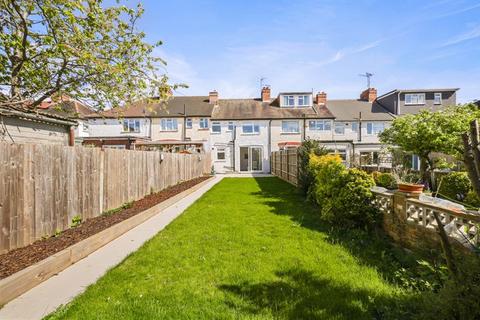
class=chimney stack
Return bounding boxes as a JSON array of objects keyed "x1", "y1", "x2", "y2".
[
  {"x1": 261, "y1": 86, "x2": 271, "y2": 102},
  {"x1": 360, "y1": 88, "x2": 377, "y2": 102},
  {"x1": 209, "y1": 90, "x2": 218, "y2": 105},
  {"x1": 316, "y1": 92, "x2": 327, "y2": 105}
]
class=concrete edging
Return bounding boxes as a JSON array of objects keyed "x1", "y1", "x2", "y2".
[{"x1": 0, "y1": 176, "x2": 214, "y2": 306}]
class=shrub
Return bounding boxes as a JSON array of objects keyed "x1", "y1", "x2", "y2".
[
  {"x1": 297, "y1": 140, "x2": 328, "y2": 196},
  {"x1": 374, "y1": 172, "x2": 397, "y2": 189},
  {"x1": 464, "y1": 191, "x2": 480, "y2": 209},
  {"x1": 437, "y1": 172, "x2": 471, "y2": 202},
  {"x1": 309, "y1": 154, "x2": 378, "y2": 229}
]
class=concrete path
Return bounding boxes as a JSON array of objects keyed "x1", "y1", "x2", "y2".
[{"x1": 0, "y1": 176, "x2": 223, "y2": 320}]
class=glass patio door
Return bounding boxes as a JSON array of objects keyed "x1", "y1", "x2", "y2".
[{"x1": 239, "y1": 146, "x2": 262, "y2": 172}]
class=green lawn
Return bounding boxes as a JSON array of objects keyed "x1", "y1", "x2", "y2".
[{"x1": 46, "y1": 177, "x2": 415, "y2": 319}]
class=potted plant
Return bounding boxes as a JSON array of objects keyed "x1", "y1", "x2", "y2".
[{"x1": 392, "y1": 167, "x2": 424, "y2": 194}]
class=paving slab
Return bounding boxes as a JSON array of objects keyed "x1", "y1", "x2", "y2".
[{"x1": 0, "y1": 176, "x2": 223, "y2": 320}]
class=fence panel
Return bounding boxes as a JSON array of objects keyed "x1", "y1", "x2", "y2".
[
  {"x1": 0, "y1": 142, "x2": 210, "y2": 253},
  {"x1": 271, "y1": 149, "x2": 298, "y2": 186}
]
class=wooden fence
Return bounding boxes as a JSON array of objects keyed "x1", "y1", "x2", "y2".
[
  {"x1": 0, "y1": 142, "x2": 210, "y2": 253},
  {"x1": 271, "y1": 149, "x2": 299, "y2": 186}
]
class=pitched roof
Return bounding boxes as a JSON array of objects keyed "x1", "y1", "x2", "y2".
[
  {"x1": 87, "y1": 96, "x2": 214, "y2": 118},
  {"x1": 211, "y1": 98, "x2": 334, "y2": 120},
  {"x1": 40, "y1": 100, "x2": 95, "y2": 119},
  {"x1": 0, "y1": 105, "x2": 77, "y2": 126},
  {"x1": 325, "y1": 99, "x2": 395, "y2": 121}
]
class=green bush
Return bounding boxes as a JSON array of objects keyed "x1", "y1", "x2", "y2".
[
  {"x1": 464, "y1": 191, "x2": 480, "y2": 209},
  {"x1": 297, "y1": 139, "x2": 328, "y2": 196},
  {"x1": 437, "y1": 172, "x2": 471, "y2": 202},
  {"x1": 374, "y1": 172, "x2": 397, "y2": 189},
  {"x1": 309, "y1": 154, "x2": 378, "y2": 229}
]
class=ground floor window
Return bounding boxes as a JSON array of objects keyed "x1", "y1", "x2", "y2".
[{"x1": 217, "y1": 149, "x2": 226, "y2": 160}]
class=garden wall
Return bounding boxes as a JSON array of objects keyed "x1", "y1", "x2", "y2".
[
  {"x1": 372, "y1": 190, "x2": 479, "y2": 252},
  {"x1": 0, "y1": 142, "x2": 210, "y2": 253}
]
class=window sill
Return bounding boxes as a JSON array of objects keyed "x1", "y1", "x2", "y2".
[
  {"x1": 211, "y1": 132, "x2": 221, "y2": 135},
  {"x1": 159, "y1": 130, "x2": 178, "y2": 132},
  {"x1": 241, "y1": 133, "x2": 260, "y2": 135},
  {"x1": 121, "y1": 131, "x2": 140, "y2": 134},
  {"x1": 198, "y1": 128, "x2": 209, "y2": 131},
  {"x1": 281, "y1": 132, "x2": 300, "y2": 135}
]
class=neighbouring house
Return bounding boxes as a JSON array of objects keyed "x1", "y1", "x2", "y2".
[
  {"x1": 37, "y1": 96, "x2": 94, "y2": 144},
  {"x1": 0, "y1": 105, "x2": 77, "y2": 145},
  {"x1": 84, "y1": 96, "x2": 214, "y2": 151}
]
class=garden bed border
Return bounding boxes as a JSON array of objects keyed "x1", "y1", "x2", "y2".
[{"x1": 0, "y1": 176, "x2": 214, "y2": 306}]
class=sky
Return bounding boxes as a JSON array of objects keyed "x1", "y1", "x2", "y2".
[{"x1": 133, "y1": 0, "x2": 480, "y2": 102}]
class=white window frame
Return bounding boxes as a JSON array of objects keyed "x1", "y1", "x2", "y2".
[
  {"x1": 199, "y1": 118, "x2": 209, "y2": 129},
  {"x1": 405, "y1": 93, "x2": 426, "y2": 105},
  {"x1": 297, "y1": 95, "x2": 310, "y2": 107},
  {"x1": 282, "y1": 120, "x2": 300, "y2": 133},
  {"x1": 242, "y1": 122, "x2": 260, "y2": 134},
  {"x1": 186, "y1": 118, "x2": 192, "y2": 129},
  {"x1": 351, "y1": 122, "x2": 359, "y2": 133},
  {"x1": 282, "y1": 95, "x2": 295, "y2": 107},
  {"x1": 334, "y1": 122, "x2": 345, "y2": 135},
  {"x1": 122, "y1": 119, "x2": 141, "y2": 133},
  {"x1": 160, "y1": 118, "x2": 178, "y2": 131},
  {"x1": 434, "y1": 93, "x2": 442, "y2": 105},
  {"x1": 216, "y1": 148, "x2": 226, "y2": 161},
  {"x1": 227, "y1": 121, "x2": 234, "y2": 132},
  {"x1": 366, "y1": 122, "x2": 385, "y2": 135},
  {"x1": 211, "y1": 121, "x2": 221, "y2": 134},
  {"x1": 308, "y1": 120, "x2": 331, "y2": 131}
]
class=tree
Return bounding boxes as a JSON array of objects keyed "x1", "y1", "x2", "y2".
[
  {"x1": 0, "y1": 0, "x2": 180, "y2": 110},
  {"x1": 462, "y1": 119, "x2": 480, "y2": 198},
  {"x1": 379, "y1": 104, "x2": 480, "y2": 188}
]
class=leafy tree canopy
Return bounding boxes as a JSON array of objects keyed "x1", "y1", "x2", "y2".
[
  {"x1": 0, "y1": 0, "x2": 181, "y2": 110},
  {"x1": 380, "y1": 104, "x2": 480, "y2": 161}
]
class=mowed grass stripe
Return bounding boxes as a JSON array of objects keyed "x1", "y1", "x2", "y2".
[{"x1": 46, "y1": 177, "x2": 412, "y2": 320}]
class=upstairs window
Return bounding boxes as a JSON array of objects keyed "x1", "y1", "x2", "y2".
[
  {"x1": 186, "y1": 118, "x2": 192, "y2": 129},
  {"x1": 309, "y1": 120, "x2": 331, "y2": 131},
  {"x1": 199, "y1": 118, "x2": 209, "y2": 129},
  {"x1": 282, "y1": 121, "x2": 300, "y2": 133},
  {"x1": 242, "y1": 123, "x2": 260, "y2": 134},
  {"x1": 334, "y1": 123, "x2": 345, "y2": 135},
  {"x1": 123, "y1": 119, "x2": 140, "y2": 133},
  {"x1": 211, "y1": 121, "x2": 221, "y2": 133},
  {"x1": 366, "y1": 122, "x2": 385, "y2": 135},
  {"x1": 283, "y1": 95, "x2": 295, "y2": 107},
  {"x1": 160, "y1": 118, "x2": 178, "y2": 131},
  {"x1": 298, "y1": 95, "x2": 310, "y2": 106},
  {"x1": 351, "y1": 122, "x2": 359, "y2": 132},
  {"x1": 227, "y1": 121, "x2": 234, "y2": 131},
  {"x1": 434, "y1": 93, "x2": 442, "y2": 105},
  {"x1": 405, "y1": 93, "x2": 425, "y2": 105}
]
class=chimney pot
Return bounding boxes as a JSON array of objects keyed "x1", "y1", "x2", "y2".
[
  {"x1": 261, "y1": 86, "x2": 271, "y2": 102},
  {"x1": 360, "y1": 88, "x2": 377, "y2": 102},
  {"x1": 316, "y1": 91, "x2": 327, "y2": 105},
  {"x1": 209, "y1": 90, "x2": 218, "y2": 104}
]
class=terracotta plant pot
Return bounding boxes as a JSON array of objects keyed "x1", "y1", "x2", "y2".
[{"x1": 398, "y1": 183, "x2": 424, "y2": 194}]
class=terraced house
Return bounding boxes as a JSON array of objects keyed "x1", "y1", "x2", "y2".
[{"x1": 84, "y1": 86, "x2": 458, "y2": 173}]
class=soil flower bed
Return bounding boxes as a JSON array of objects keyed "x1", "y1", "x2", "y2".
[{"x1": 0, "y1": 176, "x2": 210, "y2": 279}]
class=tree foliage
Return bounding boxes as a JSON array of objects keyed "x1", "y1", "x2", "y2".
[
  {"x1": 297, "y1": 139, "x2": 328, "y2": 196},
  {"x1": 379, "y1": 104, "x2": 480, "y2": 185},
  {"x1": 0, "y1": 0, "x2": 180, "y2": 110}
]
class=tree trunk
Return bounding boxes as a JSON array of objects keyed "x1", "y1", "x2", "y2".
[{"x1": 462, "y1": 120, "x2": 480, "y2": 198}]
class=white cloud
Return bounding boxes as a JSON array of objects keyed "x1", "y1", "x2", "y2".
[{"x1": 441, "y1": 24, "x2": 480, "y2": 47}]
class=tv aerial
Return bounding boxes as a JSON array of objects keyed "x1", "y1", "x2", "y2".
[{"x1": 359, "y1": 72, "x2": 374, "y2": 88}]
